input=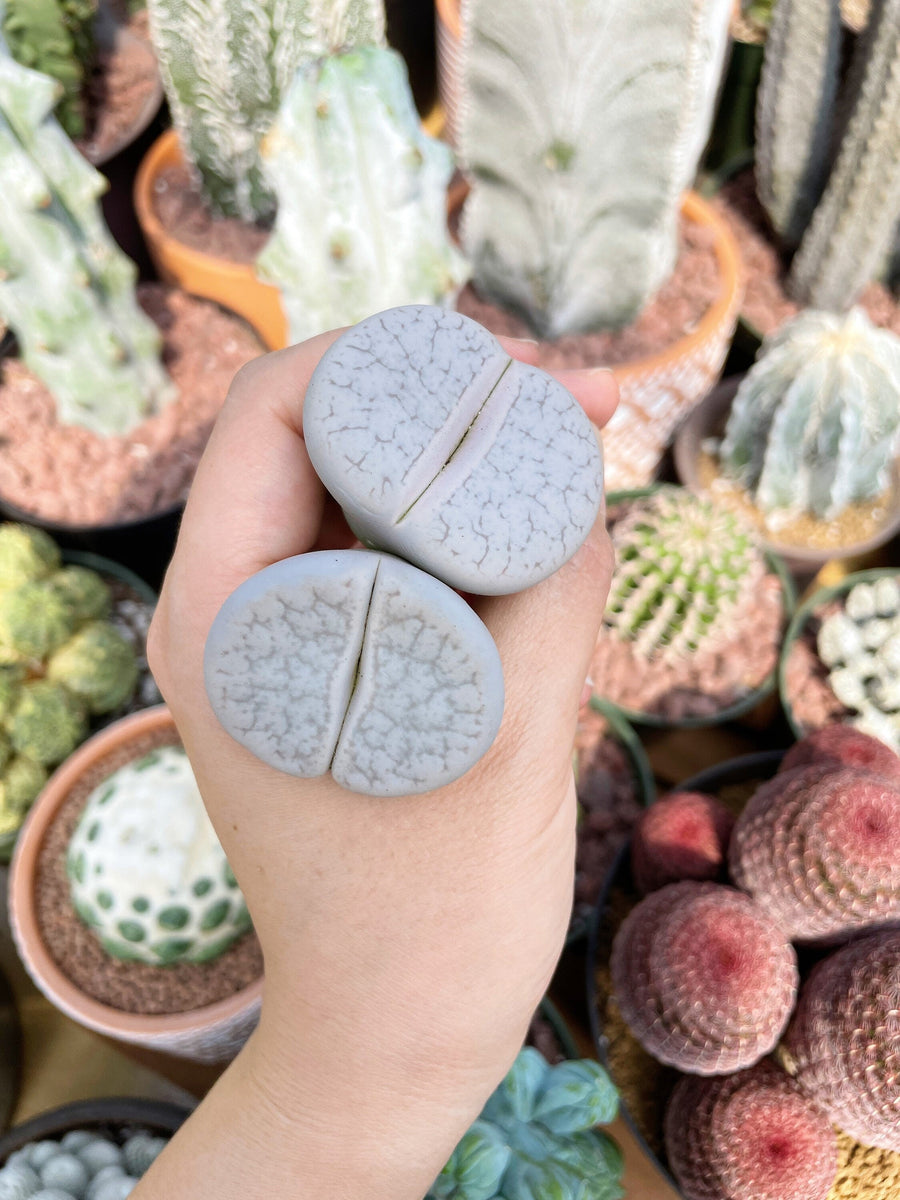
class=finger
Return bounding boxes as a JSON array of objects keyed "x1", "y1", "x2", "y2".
[
  {"x1": 497, "y1": 335, "x2": 540, "y2": 366},
  {"x1": 552, "y1": 367, "x2": 619, "y2": 429}
]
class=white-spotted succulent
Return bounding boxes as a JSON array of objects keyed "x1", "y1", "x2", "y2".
[
  {"x1": 67, "y1": 745, "x2": 251, "y2": 965},
  {"x1": 427, "y1": 1048, "x2": 622, "y2": 1200},
  {"x1": 0, "y1": 1127, "x2": 169, "y2": 1200}
]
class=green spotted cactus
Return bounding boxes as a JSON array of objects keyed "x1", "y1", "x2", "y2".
[
  {"x1": 603, "y1": 488, "x2": 765, "y2": 661},
  {"x1": 718, "y1": 308, "x2": 900, "y2": 522},
  {"x1": 68, "y1": 745, "x2": 251, "y2": 965},
  {"x1": 256, "y1": 45, "x2": 468, "y2": 343},
  {"x1": 2, "y1": 0, "x2": 97, "y2": 137},
  {"x1": 147, "y1": 0, "x2": 386, "y2": 221},
  {"x1": 427, "y1": 1048, "x2": 622, "y2": 1200},
  {"x1": 459, "y1": 0, "x2": 733, "y2": 336},
  {"x1": 0, "y1": 37, "x2": 173, "y2": 436}
]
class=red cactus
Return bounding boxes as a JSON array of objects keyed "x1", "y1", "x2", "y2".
[
  {"x1": 611, "y1": 881, "x2": 797, "y2": 1074},
  {"x1": 730, "y1": 765, "x2": 900, "y2": 943},
  {"x1": 665, "y1": 1060, "x2": 838, "y2": 1200},
  {"x1": 780, "y1": 726, "x2": 900, "y2": 782},
  {"x1": 631, "y1": 790, "x2": 735, "y2": 894},
  {"x1": 785, "y1": 929, "x2": 900, "y2": 1152}
]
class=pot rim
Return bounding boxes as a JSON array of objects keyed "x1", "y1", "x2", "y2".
[
  {"x1": 0, "y1": 491, "x2": 184, "y2": 541},
  {"x1": 0, "y1": 1097, "x2": 194, "y2": 1164},
  {"x1": 81, "y1": 22, "x2": 164, "y2": 168},
  {"x1": 8, "y1": 705, "x2": 263, "y2": 1041}
]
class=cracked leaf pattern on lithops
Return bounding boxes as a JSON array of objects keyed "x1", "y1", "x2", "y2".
[
  {"x1": 303, "y1": 305, "x2": 603, "y2": 594},
  {"x1": 67, "y1": 746, "x2": 250, "y2": 966},
  {"x1": 603, "y1": 487, "x2": 764, "y2": 662},
  {"x1": 785, "y1": 929, "x2": 900, "y2": 1151},
  {"x1": 664, "y1": 1061, "x2": 838, "y2": 1200},
  {"x1": 610, "y1": 881, "x2": 798, "y2": 1075}
]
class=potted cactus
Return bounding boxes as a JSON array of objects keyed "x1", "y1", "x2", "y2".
[
  {"x1": 435, "y1": 0, "x2": 743, "y2": 491},
  {"x1": 9, "y1": 705, "x2": 263, "y2": 1063}
]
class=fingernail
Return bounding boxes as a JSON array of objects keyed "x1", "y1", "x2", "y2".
[
  {"x1": 586, "y1": 367, "x2": 615, "y2": 377},
  {"x1": 579, "y1": 676, "x2": 595, "y2": 707},
  {"x1": 510, "y1": 337, "x2": 539, "y2": 347}
]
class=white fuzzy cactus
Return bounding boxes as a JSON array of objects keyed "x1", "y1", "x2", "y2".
[
  {"x1": 0, "y1": 1129, "x2": 168, "y2": 1200},
  {"x1": 67, "y1": 746, "x2": 250, "y2": 966},
  {"x1": 256, "y1": 46, "x2": 469, "y2": 343},
  {"x1": 147, "y1": 0, "x2": 386, "y2": 221}
]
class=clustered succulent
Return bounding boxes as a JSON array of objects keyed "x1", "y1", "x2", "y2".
[
  {"x1": 426, "y1": 1048, "x2": 622, "y2": 1200},
  {"x1": 68, "y1": 745, "x2": 251, "y2": 966},
  {"x1": 631, "y1": 790, "x2": 735, "y2": 895},
  {"x1": 0, "y1": 1126, "x2": 168, "y2": 1199},
  {"x1": 2, "y1": 0, "x2": 97, "y2": 137},
  {"x1": 610, "y1": 881, "x2": 798, "y2": 1074},
  {"x1": 603, "y1": 488, "x2": 765, "y2": 661}
]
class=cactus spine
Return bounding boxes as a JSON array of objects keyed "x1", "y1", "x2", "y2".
[
  {"x1": 459, "y1": 0, "x2": 732, "y2": 337},
  {"x1": 146, "y1": 0, "x2": 386, "y2": 222},
  {"x1": 256, "y1": 47, "x2": 468, "y2": 343},
  {"x1": 0, "y1": 41, "x2": 173, "y2": 436}
]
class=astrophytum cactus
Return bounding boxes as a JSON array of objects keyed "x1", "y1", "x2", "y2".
[
  {"x1": 729, "y1": 763, "x2": 900, "y2": 942},
  {"x1": 256, "y1": 46, "x2": 468, "y2": 343},
  {"x1": 718, "y1": 309, "x2": 900, "y2": 523},
  {"x1": 665, "y1": 1061, "x2": 838, "y2": 1200},
  {"x1": 779, "y1": 724, "x2": 900, "y2": 780},
  {"x1": 146, "y1": 0, "x2": 386, "y2": 221},
  {"x1": 631, "y1": 790, "x2": 735, "y2": 895},
  {"x1": 602, "y1": 487, "x2": 764, "y2": 661},
  {"x1": 785, "y1": 928, "x2": 900, "y2": 1151},
  {"x1": 68, "y1": 745, "x2": 251, "y2": 965},
  {"x1": 610, "y1": 881, "x2": 798, "y2": 1074},
  {"x1": 0, "y1": 1127, "x2": 169, "y2": 1200}
]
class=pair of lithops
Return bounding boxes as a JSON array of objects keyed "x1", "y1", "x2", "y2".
[{"x1": 205, "y1": 305, "x2": 603, "y2": 796}]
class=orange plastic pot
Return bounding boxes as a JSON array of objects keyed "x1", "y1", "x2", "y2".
[{"x1": 134, "y1": 130, "x2": 288, "y2": 350}]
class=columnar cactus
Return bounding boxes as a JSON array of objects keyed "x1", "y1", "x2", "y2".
[
  {"x1": 779, "y1": 724, "x2": 900, "y2": 779},
  {"x1": 0, "y1": 1127, "x2": 169, "y2": 1199},
  {"x1": 146, "y1": 0, "x2": 386, "y2": 221},
  {"x1": 603, "y1": 488, "x2": 765, "y2": 661},
  {"x1": 256, "y1": 47, "x2": 468, "y2": 343},
  {"x1": 729, "y1": 763, "x2": 900, "y2": 942},
  {"x1": 0, "y1": 40, "x2": 173, "y2": 436},
  {"x1": 664, "y1": 1061, "x2": 838, "y2": 1200},
  {"x1": 68, "y1": 745, "x2": 251, "y2": 966},
  {"x1": 459, "y1": 0, "x2": 733, "y2": 337},
  {"x1": 427, "y1": 1048, "x2": 622, "y2": 1200},
  {"x1": 2, "y1": 0, "x2": 97, "y2": 137},
  {"x1": 785, "y1": 929, "x2": 900, "y2": 1151},
  {"x1": 718, "y1": 308, "x2": 900, "y2": 522},
  {"x1": 631, "y1": 790, "x2": 735, "y2": 895},
  {"x1": 610, "y1": 881, "x2": 798, "y2": 1074}
]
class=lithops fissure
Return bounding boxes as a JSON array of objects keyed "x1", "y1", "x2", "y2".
[
  {"x1": 204, "y1": 550, "x2": 504, "y2": 796},
  {"x1": 303, "y1": 305, "x2": 603, "y2": 595}
]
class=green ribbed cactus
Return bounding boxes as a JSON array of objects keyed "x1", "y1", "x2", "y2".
[
  {"x1": 2, "y1": 0, "x2": 97, "y2": 138},
  {"x1": 147, "y1": 0, "x2": 386, "y2": 222},
  {"x1": 719, "y1": 308, "x2": 900, "y2": 520},
  {"x1": 459, "y1": 0, "x2": 733, "y2": 337},
  {"x1": 0, "y1": 40, "x2": 173, "y2": 436},
  {"x1": 256, "y1": 46, "x2": 468, "y2": 343},
  {"x1": 604, "y1": 488, "x2": 764, "y2": 661}
]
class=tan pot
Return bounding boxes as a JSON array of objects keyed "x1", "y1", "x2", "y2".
[
  {"x1": 9, "y1": 706, "x2": 263, "y2": 1065},
  {"x1": 134, "y1": 130, "x2": 288, "y2": 351}
]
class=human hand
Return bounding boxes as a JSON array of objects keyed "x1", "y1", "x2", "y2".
[{"x1": 140, "y1": 330, "x2": 617, "y2": 1200}]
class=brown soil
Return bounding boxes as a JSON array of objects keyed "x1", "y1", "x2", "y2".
[
  {"x1": 152, "y1": 164, "x2": 271, "y2": 263},
  {"x1": 77, "y1": 26, "x2": 159, "y2": 165},
  {"x1": 527, "y1": 1011, "x2": 567, "y2": 1066},
  {"x1": 713, "y1": 170, "x2": 900, "y2": 339},
  {"x1": 783, "y1": 599, "x2": 854, "y2": 735},
  {"x1": 34, "y1": 726, "x2": 263, "y2": 1015},
  {"x1": 455, "y1": 214, "x2": 722, "y2": 368},
  {"x1": 0, "y1": 285, "x2": 261, "y2": 527}
]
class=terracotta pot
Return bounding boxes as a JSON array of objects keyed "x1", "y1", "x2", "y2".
[
  {"x1": 9, "y1": 707, "x2": 263, "y2": 1065},
  {"x1": 134, "y1": 130, "x2": 288, "y2": 351},
  {"x1": 435, "y1": 0, "x2": 464, "y2": 147},
  {"x1": 674, "y1": 378, "x2": 900, "y2": 574}
]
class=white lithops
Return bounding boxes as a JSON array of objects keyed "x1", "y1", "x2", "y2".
[
  {"x1": 0, "y1": 1129, "x2": 167, "y2": 1200},
  {"x1": 67, "y1": 747, "x2": 250, "y2": 965}
]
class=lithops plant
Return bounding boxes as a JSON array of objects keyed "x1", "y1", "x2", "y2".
[
  {"x1": 610, "y1": 881, "x2": 798, "y2": 1074},
  {"x1": 631, "y1": 790, "x2": 735, "y2": 895},
  {"x1": 68, "y1": 745, "x2": 251, "y2": 965},
  {"x1": 0, "y1": 1127, "x2": 168, "y2": 1199},
  {"x1": 602, "y1": 487, "x2": 765, "y2": 661},
  {"x1": 718, "y1": 309, "x2": 900, "y2": 525},
  {"x1": 427, "y1": 1047, "x2": 623, "y2": 1200},
  {"x1": 256, "y1": 47, "x2": 468, "y2": 344},
  {"x1": 664, "y1": 1060, "x2": 838, "y2": 1200},
  {"x1": 205, "y1": 550, "x2": 504, "y2": 796},
  {"x1": 729, "y1": 764, "x2": 900, "y2": 942},
  {"x1": 784, "y1": 928, "x2": 900, "y2": 1151},
  {"x1": 779, "y1": 724, "x2": 900, "y2": 780},
  {"x1": 813, "y1": 575, "x2": 900, "y2": 750},
  {"x1": 303, "y1": 305, "x2": 603, "y2": 595}
]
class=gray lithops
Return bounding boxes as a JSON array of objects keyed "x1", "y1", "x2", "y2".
[
  {"x1": 205, "y1": 550, "x2": 504, "y2": 796},
  {"x1": 67, "y1": 746, "x2": 251, "y2": 965},
  {"x1": 0, "y1": 1130, "x2": 167, "y2": 1200}
]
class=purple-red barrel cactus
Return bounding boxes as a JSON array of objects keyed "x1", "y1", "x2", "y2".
[
  {"x1": 610, "y1": 881, "x2": 797, "y2": 1075},
  {"x1": 729, "y1": 765, "x2": 900, "y2": 943},
  {"x1": 631, "y1": 790, "x2": 735, "y2": 895},
  {"x1": 780, "y1": 725, "x2": 900, "y2": 781},
  {"x1": 664, "y1": 1060, "x2": 838, "y2": 1200},
  {"x1": 785, "y1": 928, "x2": 900, "y2": 1152}
]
